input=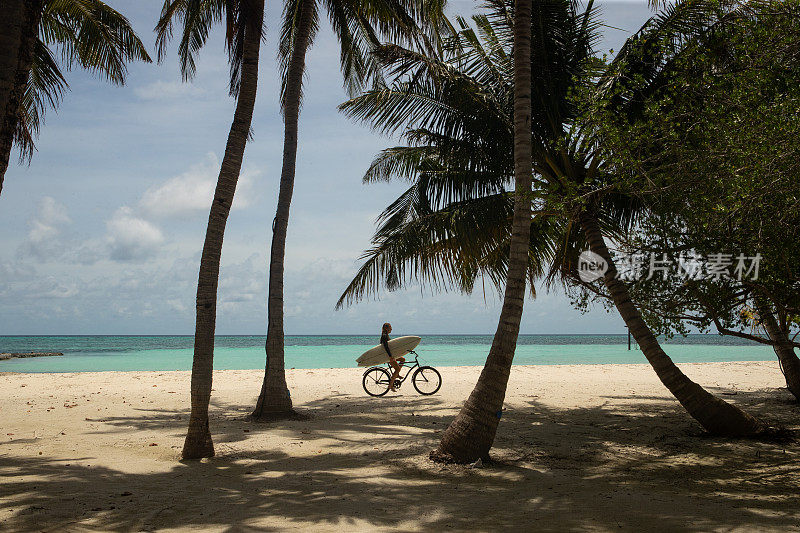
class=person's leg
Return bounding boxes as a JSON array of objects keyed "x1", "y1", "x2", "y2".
[{"x1": 388, "y1": 359, "x2": 401, "y2": 390}]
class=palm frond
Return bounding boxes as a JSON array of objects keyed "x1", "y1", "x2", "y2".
[
  {"x1": 43, "y1": 0, "x2": 151, "y2": 84},
  {"x1": 156, "y1": 0, "x2": 224, "y2": 82},
  {"x1": 338, "y1": 0, "x2": 645, "y2": 308},
  {"x1": 156, "y1": 0, "x2": 263, "y2": 95},
  {"x1": 13, "y1": 37, "x2": 69, "y2": 163},
  {"x1": 278, "y1": 0, "x2": 320, "y2": 108},
  {"x1": 15, "y1": 0, "x2": 150, "y2": 163}
]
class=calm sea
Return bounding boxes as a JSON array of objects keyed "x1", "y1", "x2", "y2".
[{"x1": 0, "y1": 334, "x2": 774, "y2": 373}]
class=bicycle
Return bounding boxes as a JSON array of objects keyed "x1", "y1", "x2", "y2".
[{"x1": 362, "y1": 351, "x2": 442, "y2": 397}]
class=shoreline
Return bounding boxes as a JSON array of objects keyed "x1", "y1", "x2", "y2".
[
  {"x1": 0, "y1": 359, "x2": 780, "y2": 376},
  {"x1": 0, "y1": 359, "x2": 779, "y2": 376}
]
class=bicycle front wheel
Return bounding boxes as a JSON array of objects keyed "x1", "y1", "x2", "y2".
[
  {"x1": 412, "y1": 366, "x2": 441, "y2": 395},
  {"x1": 363, "y1": 367, "x2": 391, "y2": 397}
]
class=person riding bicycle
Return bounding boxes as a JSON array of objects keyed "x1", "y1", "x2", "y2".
[{"x1": 381, "y1": 322, "x2": 405, "y2": 391}]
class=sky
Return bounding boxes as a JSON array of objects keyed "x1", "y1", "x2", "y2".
[{"x1": 0, "y1": 0, "x2": 656, "y2": 335}]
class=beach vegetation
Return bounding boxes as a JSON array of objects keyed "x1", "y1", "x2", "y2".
[{"x1": 582, "y1": 0, "x2": 800, "y2": 399}]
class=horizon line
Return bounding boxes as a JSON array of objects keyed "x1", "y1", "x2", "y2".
[{"x1": 0, "y1": 332, "x2": 717, "y2": 337}]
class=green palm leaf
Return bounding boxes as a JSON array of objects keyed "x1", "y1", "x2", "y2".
[{"x1": 15, "y1": 0, "x2": 151, "y2": 163}]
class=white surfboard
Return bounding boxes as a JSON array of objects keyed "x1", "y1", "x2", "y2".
[{"x1": 356, "y1": 336, "x2": 421, "y2": 367}]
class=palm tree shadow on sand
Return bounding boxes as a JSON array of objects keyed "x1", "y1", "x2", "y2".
[{"x1": 1, "y1": 389, "x2": 799, "y2": 531}]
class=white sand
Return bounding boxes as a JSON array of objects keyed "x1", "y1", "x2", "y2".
[{"x1": 1, "y1": 361, "x2": 799, "y2": 532}]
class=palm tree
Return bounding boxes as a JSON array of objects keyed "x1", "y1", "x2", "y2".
[
  {"x1": 252, "y1": 0, "x2": 447, "y2": 419},
  {"x1": 0, "y1": 1, "x2": 29, "y2": 116},
  {"x1": 430, "y1": 0, "x2": 535, "y2": 462},
  {"x1": 0, "y1": 0, "x2": 151, "y2": 196},
  {"x1": 156, "y1": 0, "x2": 265, "y2": 459},
  {"x1": 338, "y1": 0, "x2": 766, "y2": 461},
  {"x1": 340, "y1": 0, "x2": 618, "y2": 463}
]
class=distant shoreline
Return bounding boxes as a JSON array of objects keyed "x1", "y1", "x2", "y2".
[
  {"x1": 0, "y1": 359, "x2": 776, "y2": 376},
  {"x1": 0, "y1": 352, "x2": 63, "y2": 360}
]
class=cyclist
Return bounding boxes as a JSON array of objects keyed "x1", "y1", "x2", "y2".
[{"x1": 381, "y1": 322, "x2": 405, "y2": 391}]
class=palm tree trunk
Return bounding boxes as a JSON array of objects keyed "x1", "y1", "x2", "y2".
[
  {"x1": 182, "y1": 3, "x2": 263, "y2": 460},
  {"x1": 579, "y1": 211, "x2": 765, "y2": 436},
  {"x1": 0, "y1": 0, "x2": 42, "y2": 195},
  {"x1": 754, "y1": 296, "x2": 800, "y2": 400},
  {"x1": 0, "y1": 0, "x2": 27, "y2": 126},
  {"x1": 252, "y1": 0, "x2": 315, "y2": 419},
  {"x1": 430, "y1": 0, "x2": 534, "y2": 464}
]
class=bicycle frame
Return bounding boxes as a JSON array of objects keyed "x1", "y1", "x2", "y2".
[{"x1": 383, "y1": 350, "x2": 420, "y2": 383}]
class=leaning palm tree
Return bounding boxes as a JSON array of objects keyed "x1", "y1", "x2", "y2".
[
  {"x1": 339, "y1": 0, "x2": 766, "y2": 461},
  {"x1": 755, "y1": 296, "x2": 800, "y2": 400},
  {"x1": 252, "y1": 0, "x2": 447, "y2": 419},
  {"x1": 342, "y1": 0, "x2": 578, "y2": 462},
  {"x1": 575, "y1": 0, "x2": 767, "y2": 435},
  {"x1": 156, "y1": 0, "x2": 265, "y2": 459},
  {"x1": 0, "y1": 0, "x2": 151, "y2": 196}
]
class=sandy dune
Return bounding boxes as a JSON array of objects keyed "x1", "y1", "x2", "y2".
[{"x1": 1, "y1": 361, "x2": 799, "y2": 532}]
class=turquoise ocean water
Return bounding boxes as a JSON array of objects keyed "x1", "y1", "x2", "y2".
[{"x1": 0, "y1": 335, "x2": 775, "y2": 373}]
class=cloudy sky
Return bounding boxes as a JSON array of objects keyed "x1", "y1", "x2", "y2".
[{"x1": 0, "y1": 1, "x2": 655, "y2": 335}]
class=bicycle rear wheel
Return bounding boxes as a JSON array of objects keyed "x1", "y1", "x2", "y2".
[
  {"x1": 412, "y1": 366, "x2": 442, "y2": 395},
  {"x1": 363, "y1": 367, "x2": 391, "y2": 397}
]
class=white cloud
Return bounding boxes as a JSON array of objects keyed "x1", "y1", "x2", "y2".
[
  {"x1": 11, "y1": 276, "x2": 80, "y2": 300},
  {"x1": 18, "y1": 197, "x2": 71, "y2": 259},
  {"x1": 219, "y1": 253, "x2": 265, "y2": 304},
  {"x1": 134, "y1": 80, "x2": 206, "y2": 101},
  {"x1": 28, "y1": 196, "x2": 70, "y2": 242},
  {"x1": 42, "y1": 281, "x2": 79, "y2": 299},
  {"x1": 166, "y1": 299, "x2": 189, "y2": 313},
  {"x1": 139, "y1": 153, "x2": 257, "y2": 218},
  {"x1": 0, "y1": 261, "x2": 37, "y2": 280},
  {"x1": 106, "y1": 206, "x2": 165, "y2": 261}
]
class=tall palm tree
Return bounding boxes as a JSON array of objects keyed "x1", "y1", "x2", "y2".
[
  {"x1": 340, "y1": 0, "x2": 624, "y2": 463},
  {"x1": 0, "y1": 0, "x2": 150, "y2": 196},
  {"x1": 338, "y1": 0, "x2": 766, "y2": 461},
  {"x1": 252, "y1": 0, "x2": 447, "y2": 419},
  {"x1": 430, "y1": 0, "x2": 534, "y2": 462},
  {"x1": 156, "y1": 0, "x2": 265, "y2": 459}
]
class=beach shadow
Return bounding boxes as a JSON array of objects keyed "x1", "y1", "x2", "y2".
[{"x1": 1, "y1": 388, "x2": 799, "y2": 531}]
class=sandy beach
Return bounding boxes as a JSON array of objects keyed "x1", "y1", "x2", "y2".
[{"x1": 1, "y1": 361, "x2": 799, "y2": 532}]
